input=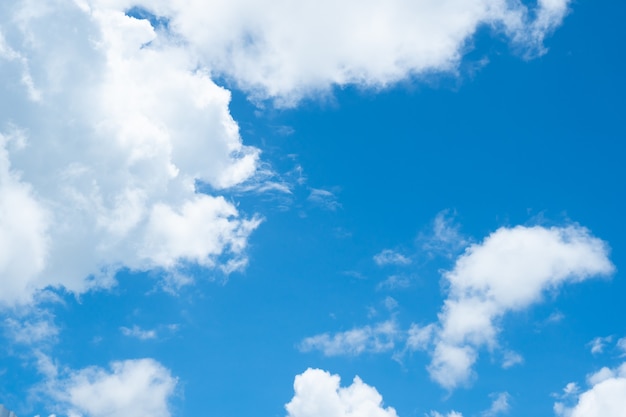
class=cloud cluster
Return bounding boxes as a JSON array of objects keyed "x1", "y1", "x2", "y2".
[
  {"x1": 0, "y1": 1, "x2": 261, "y2": 306},
  {"x1": 285, "y1": 368, "x2": 398, "y2": 417},
  {"x1": 554, "y1": 363, "x2": 626, "y2": 417},
  {"x1": 425, "y1": 225, "x2": 614, "y2": 389},
  {"x1": 0, "y1": 0, "x2": 574, "y2": 307},
  {"x1": 49, "y1": 358, "x2": 177, "y2": 417},
  {"x1": 303, "y1": 224, "x2": 614, "y2": 390}
]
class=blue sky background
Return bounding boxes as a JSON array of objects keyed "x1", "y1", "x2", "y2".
[{"x1": 1, "y1": 1, "x2": 625, "y2": 417}]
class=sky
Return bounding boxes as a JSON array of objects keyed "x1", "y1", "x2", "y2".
[{"x1": 0, "y1": 0, "x2": 625, "y2": 416}]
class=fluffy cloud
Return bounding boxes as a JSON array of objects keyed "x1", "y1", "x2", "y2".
[
  {"x1": 149, "y1": 0, "x2": 570, "y2": 105},
  {"x1": 554, "y1": 363, "x2": 626, "y2": 417},
  {"x1": 302, "y1": 224, "x2": 613, "y2": 390},
  {"x1": 285, "y1": 368, "x2": 398, "y2": 417},
  {"x1": 0, "y1": 1, "x2": 261, "y2": 306},
  {"x1": 299, "y1": 320, "x2": 400, "y2": 356},
  {"x1": 425, "y1": 225, "x2": 614, "y2": 389},
  {"x1": 50, "y1": 358, "x2": 177, "y2": 417}
]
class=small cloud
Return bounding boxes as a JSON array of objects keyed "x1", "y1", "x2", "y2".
[
  {"x1": 342, "y1": 270, "x2": 366, "y2": 280},
  {"x1": 273, "y1": 125, "x2": 295, "y2": 136},
  {"x1": 501, "y1": 351, "x2": 524, "y2": 369},
  {"x1": 589, "y1": 336, "x2": 613, "y2": 355},
  {"x1": 483, "y1": 392, "x2": 511, "y2": 417},
  {"x1": 384, "y1": 296, "x2": 399, "y2": 311},
  {"x1": 373, "y1": 249, "x2": 411, "y2": 267},
  {"x1": 377, "y1": 275, "x2": 411, "y2": 290},
  {"x1": 429, "y1": 411, "x2": 464, "y2": 417},
  {"x1": 4, "y1": 314, "x2": 58, "y2": 345},
  {"x1": 299, "y1": 320, "x2": 400, "y2": 356},
  {"x1": 120, "y1": 325, "x2": 157, "y2": 340},
  {"x1": 545, "y1": 311, "x2": 565, "y2": 324},
  {"x1": 307, "y1": 188, "x2": 341, "y2": 211},
  {"x1": 617, "y1": 337, "x2": 626, "y2": 356},
  {"x1": 420, "y1": 210, "x2": 468, "y2": 258}
]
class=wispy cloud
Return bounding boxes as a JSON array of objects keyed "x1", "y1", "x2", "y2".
[
  {"x1": 373, "y1": 250, "x2": 411, "y2": 267},
  {"x1": 120, "y1": 325, "x2": 158, "y2": 341},
  {"x1": 299, "y1": 320, "x2": 400, "y2": 356},
  {"x1": 307, "y1": 188, "x2": 341, "y2": 211}
]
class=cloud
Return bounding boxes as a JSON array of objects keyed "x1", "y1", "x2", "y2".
[
  {"x1": 120, "y1": 325, "x2": 157, "y2": 341},
  {"x1": 429, "y1": 412, "x2": 463, "y2": 417},
  {"x1": 4, "y1": 315, "x2": 58, "y2": 345},
  {"x1": 617, "y1": 337, "x2": 626, "y2": 356},
  {"x1": 49, "y1": 358, "x2": 177, "y2": 417},
  {"x1": 483, "y1": 392, "x2": 511, "y2": 416},
  {"x1": 374, "y1": 250, "x2": 412, "y2": 267},
  {"x1": 501, "y1": 351, "x2": 524, "y2": 369},
  {"x1": 152, "y1": 0, "x2": 571, "y2": 105},
  {"x1": 377, "y1": 275, "x2": 412, "y2": 290},
  {"x1": 0, "y1": 2, "x2": 262, "y2": 307},
  {"x1": 424, "y1": 225, "x2": 614, "y2": 389},
  {"x1": 299, "y1": 320, "x2": 400, "y2": 356},
  {"x1": 285, "y1": 368, "x2": 398, "y2": 417},
  {"x1": 420, "y1": 210, "x2": 469, "y2": 257},
  {"x1": 307, "y1": 188, "x2": 341, "y2": 211},
  {"x1": 589, "y1": 336, "x2": 613, "y2": 355},
  {"x1": 554, "y1": 363, "x2": 626, "y2": 417}
]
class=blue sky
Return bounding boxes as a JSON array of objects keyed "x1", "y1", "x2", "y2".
[{"x1": 0, "y1": 1, "x2": 625, "y2": 417}]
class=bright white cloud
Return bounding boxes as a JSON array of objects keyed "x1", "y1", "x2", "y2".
[
  {"x1": 554, "y1": 363, "x2": 626, "y2": 417},
  {"x1": 424, "y1": 225, "x2": 614, "y2": 389},
  {"x1": 285, "y1": 368, "x2": 398, "y2": 417},
  {"x1": 374, "y1": 250, "x2": 412, "y2": 267},
  {"x1": 153, "y1": 0, "x2": 571, "y2": 105},
  {"x1": 0, "y1": 2, "x2": 261, "y2": 306},
  {"x1": 299, "y1": 320, "x2": 400, "y2": 356},
  {"x1": 50, "y1": 358, "x2": 177, "y2": 417}
]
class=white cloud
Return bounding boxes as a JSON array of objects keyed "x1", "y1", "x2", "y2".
[
  {"x1": 153, "y1": 0, "x2": 571, "y2": 105},
  {"x1": 374, "y1": 250, "x2": 412, "y2": 267},
  {"x1": 429, "y1": 411, "x2": 464, "y2": 417},
  {"x1": 501, "y1": 351, "x2": 524, "y2": 369},
  {"x1": 377, "y1": 275, "x2": 412, "y2": 290},
  {"x1": 4, "y1": 316, "x2": 58, "y2": 345},
  {"x1": 299, "y1": 320, "x2": 400, "y2": 356},
  {"x1": 285, "y1": 368, "x2": 398, "y2": 417},
  {"x1": 589, "y1": 336, "x2": 613, "y2": 355},
  {"x1": 421, "y1": 210, "x2": 469, "y2": 257},
  {"x1": 616, "y1": 337, "x2": 626, "y2": 356},
  {"x1": 120, "y1": 325, "x2": 157, "y2": 340},
  {"x1": 425, "y1": 225, "x2": 614, "y2": 389},
  {"x1": 554, "y1": 363, "x2": 626, "y2": 417},
  {"x1": 50, "y1": 358, "x2": 177, "y2": 417},
  {"x1": 0, "y1": 2, "x2": 262, "y2": 307},
  {"x1": 483, "y1": 392, "x2": 511, "y2": 416},
  {"x1": 307, "y1": 188, "x2": 341, "y2": 211}
]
